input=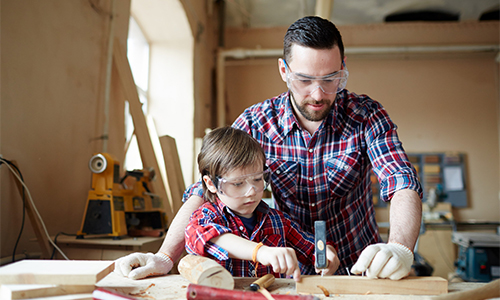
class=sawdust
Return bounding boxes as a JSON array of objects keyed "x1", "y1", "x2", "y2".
[{"x1": 129, "y1": 283, "x2": 156, "y2": 298}]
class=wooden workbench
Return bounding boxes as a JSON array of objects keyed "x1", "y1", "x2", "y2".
[{"x1": 95, "y1": 273, "x2": 487, "y2": 300}]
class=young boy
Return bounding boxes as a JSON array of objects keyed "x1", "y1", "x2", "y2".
[{"x1": 185, "y1": 127, "x2": 339, "y2": 281}]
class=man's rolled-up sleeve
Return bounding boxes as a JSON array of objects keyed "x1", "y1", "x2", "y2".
[{"x1": 185, "y1": 207, "x2": 232, "y2": 260}]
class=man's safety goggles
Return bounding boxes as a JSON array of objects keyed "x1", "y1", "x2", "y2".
[
  {"x1": 284, "y1": 60, "x2": 348, "y2": 96},
  {"x1": 215, "y1": 169, "x2": 271, "y2": 198}
]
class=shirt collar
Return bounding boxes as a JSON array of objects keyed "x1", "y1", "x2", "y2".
[{"x1": 214, "y1": 196, "x2": 270, "y2": 219}]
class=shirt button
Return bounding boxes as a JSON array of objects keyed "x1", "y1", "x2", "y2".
[
  {"x1": 239, "y1": 226, "x2": 244, "y2": 231},
  {"x1": 276, "y1": 170, "x2": 281, "y2": 174},
  {"x1": 308, "y1": 149, "x2": 313, "y2": 153},
  {"x1": 309, "y1": 177, "x2": 313, "y2": 181},
  {"x1": 311, "y1": 203, "x2": 316, "y2": 207}
]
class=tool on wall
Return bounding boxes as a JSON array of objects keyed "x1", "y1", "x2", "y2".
[{"x1": 77, "y1": 153, "x2": 166, "y2": 239}]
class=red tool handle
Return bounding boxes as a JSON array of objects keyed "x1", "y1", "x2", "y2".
[{"x1": 186, "y1": 284, "x2": 319, "y2": 300}]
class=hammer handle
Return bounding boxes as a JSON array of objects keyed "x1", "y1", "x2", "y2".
[{"x1": 186, "y1": 284, "x2": 319, "y2": 300}]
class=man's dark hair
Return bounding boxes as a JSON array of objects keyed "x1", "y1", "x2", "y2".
[{"x1": 283, "y1": 16, "x2": 344, "y2": 63}]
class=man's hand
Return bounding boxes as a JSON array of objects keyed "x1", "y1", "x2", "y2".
[
  {"x1": 350, "y1": 243, "x2": 413, "y2": 280},
  {"x1": 114, "y1": 252, "x2": 173, "y2": 280},
  {"x1": 315, "y1": 245, "x2": 340, "y2": 276},
  {"x1": 256, "y1": 246, "x2": 301, "y2": 281}
]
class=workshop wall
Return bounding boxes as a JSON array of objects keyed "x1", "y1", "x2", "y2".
[
  {"x1": 0, "y1": 0, "x2": 131, "y2": 259},
  {"x1": 222, "y1": 21, "x2": 500, "y2": 222}
]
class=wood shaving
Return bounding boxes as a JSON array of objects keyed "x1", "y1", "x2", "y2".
[
  {"x1": 317, "y1": 285, "x2": 330, "y2": 297},
  {"x1": 364, "y1": 291, "x2": 372, "y2": 295}
]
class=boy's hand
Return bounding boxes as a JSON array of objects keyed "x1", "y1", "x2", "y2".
[
  {"x1": 256, "y1": 246, "x2": 302, "y2": 281},
  {"x1": 315, "y1": 245, "x2": 340, "y2": 276}
]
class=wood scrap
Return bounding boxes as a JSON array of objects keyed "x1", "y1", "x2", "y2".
[
  {"x1": 296, "y1": 275, "x2": 448, "y2": 295},
  {"x1": 178, "y1": 255, "x2": 234, "y2": 290}
]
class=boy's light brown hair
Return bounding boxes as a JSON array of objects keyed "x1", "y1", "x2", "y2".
[{"x1": 198, "y1": 126, "x2": 266, "y2": 202}]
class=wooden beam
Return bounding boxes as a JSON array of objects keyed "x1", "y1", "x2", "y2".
[
  {"x1": 216, "y1": 50, "x2": 226, "y2": 127},
  {"x1": 159, "y1": 135, "x2": 185, "y2": 217},
  {"x1": 112, "y1": 39, "x2": 175, "y2": 225},
  {"x1": 296, "y1": 276, "x2": 448, "y2": 295},
  {"x1": 315, "y1": 0, "x2": 333, "y2": 19}
]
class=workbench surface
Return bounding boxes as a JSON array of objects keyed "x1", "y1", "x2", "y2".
[{"x1": 96, "y1": 273, "x2": 487, "y2": 300}]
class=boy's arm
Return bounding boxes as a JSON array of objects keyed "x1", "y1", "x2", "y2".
[{"x1": 211, "y1": 233, "x2": 302, "y2": 281}]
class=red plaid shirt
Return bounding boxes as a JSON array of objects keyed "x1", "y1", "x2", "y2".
[
  {"x1": 185, "y1": 198, "x2": 316, "y2": 278},
  {"x1": 184, "y1": 90, "x2": 422, "y2": 274}
]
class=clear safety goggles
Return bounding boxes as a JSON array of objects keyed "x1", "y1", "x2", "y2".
[
  {"x1": 284, "y1": 60, "x2": 349, "y2": 96},
  {"x1": 216, "y1": 169, "x2": 271, "y2": 198}
]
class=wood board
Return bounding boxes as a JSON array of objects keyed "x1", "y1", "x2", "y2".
[
  {"x1": 0, "y1": 284, "x2": 94, "y2": 299},
  {"x1": 295, "y1": 275, "x2": 448, "y2": 295},
  {"x1": 112, "y1": 39, "x2": 174, "y2": 225},
  {"x1": 0, "y1": 260, "x2": 114, "y2": 285},
  {"x1": 159, "y1": 135, "x2": 185, "y2": 217},
  {"x1": 11, "y1": 160, "x2": 52, "y2": 259}
]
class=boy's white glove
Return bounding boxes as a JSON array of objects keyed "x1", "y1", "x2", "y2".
[
  {"x1": 114, "y1": 252, "x2": 173, "y2": 280},
  {"x1": 350, "y1": 242, "x2": 413, "y2": 280}
]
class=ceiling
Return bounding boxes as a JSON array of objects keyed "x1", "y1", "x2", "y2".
[{"x1": 224, "y1": 0, "x2": 500, "y2": 28}]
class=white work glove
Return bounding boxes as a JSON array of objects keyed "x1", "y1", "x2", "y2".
[
  {"x1": 114, "y1": 252, "x2": 173, "y2": 280},
  {"x1": 350, "y1": 242, "x2": 413, "y2": 280}
]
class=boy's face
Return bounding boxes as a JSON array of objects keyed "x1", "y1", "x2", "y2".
[{"x1": 204, "y1": 163, "x2": 265, "y2": 218}]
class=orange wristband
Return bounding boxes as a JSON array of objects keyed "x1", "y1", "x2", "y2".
[
  {"x1": 252, "y1": 242, "x2": 264, "y2": 263},
  {"x1": 252, "y1": 242, "x2": 264, "y2": 277}
]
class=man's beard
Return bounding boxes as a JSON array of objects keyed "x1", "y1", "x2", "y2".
[{"x1": 290, "y1": 92, "x2": 334, "y2": 122}]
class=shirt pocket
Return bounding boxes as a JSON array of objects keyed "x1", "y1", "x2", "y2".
[
  {"x1": 266, "y1": 159, "x2": 298, "y2": 198},
  {"x1": 261, "y1": 234, "x2": 285, "y2": 247},
  {"x1": 326, "y1": 150, "x2": 362, "y2": 198}
]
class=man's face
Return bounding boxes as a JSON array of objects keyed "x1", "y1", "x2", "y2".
[{"x1": 279, "y1": 45, "x2": 343, "y2": 123}]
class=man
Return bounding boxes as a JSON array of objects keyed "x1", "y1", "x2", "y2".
[{"x1": 114, "y1": 16, "x2": 422, "y2": 281}]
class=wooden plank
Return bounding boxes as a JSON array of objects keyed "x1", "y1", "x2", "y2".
[
  {"x1": 0, "y1": 284, "x2": 94, "y2": 299},
  {"x1": 112, "y1": 39, "x2": 174, "y2": 225},
  {"x1": 159, "y1": 135, "x2": 185, "y2": 216},
  {"x1": 295, "y1": 275, "x2": 448, "y2": 295},
  {"x1": 11, "y1": 160, "x2": 52, "y2": 259},
  {"x1": 0, "y1": 260, "x2": 114, "y2": 285}
]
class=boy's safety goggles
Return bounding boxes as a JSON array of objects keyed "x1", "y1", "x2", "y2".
[
  {"x1": 216, "y1": 169, "x2": 271, "y2": 198},
  {"x1": 284, "y1": 60, "x2": 348, "y2": 96}
]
